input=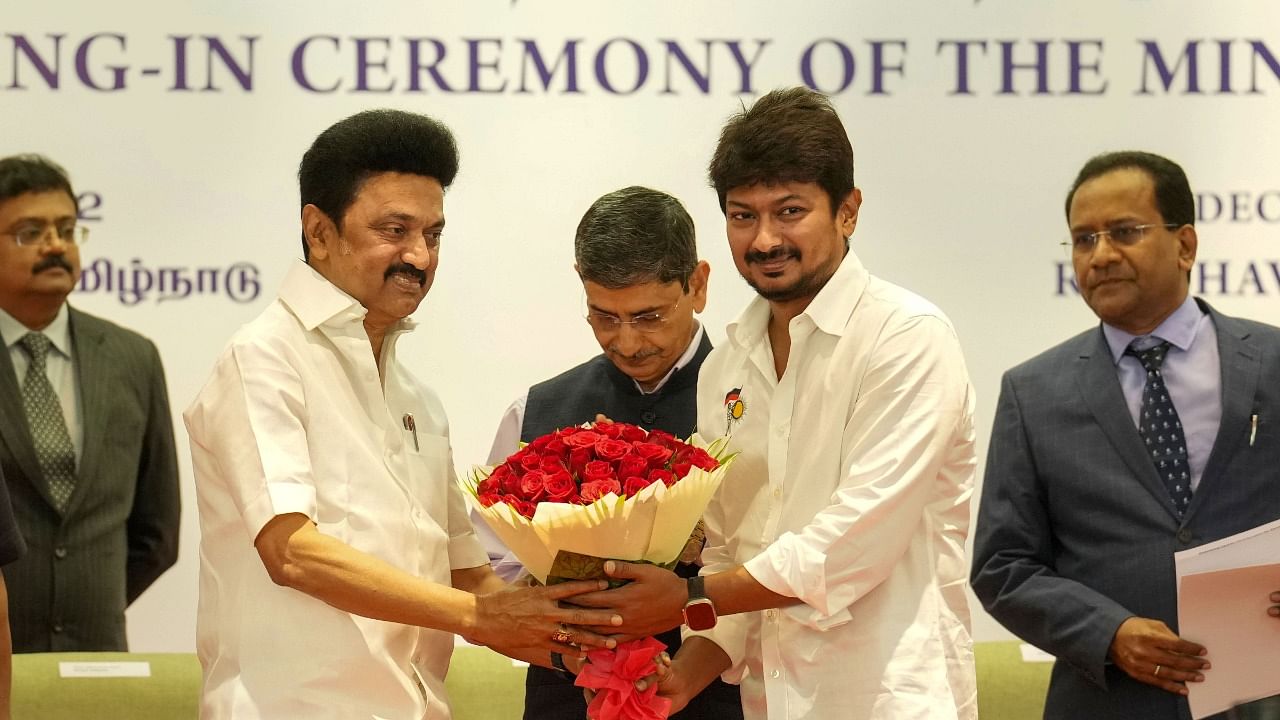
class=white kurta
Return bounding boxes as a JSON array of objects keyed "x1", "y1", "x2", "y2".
[
  {"x1": 688, "y1": 251, "x2": 978, "y2": 720},
  {"x1": 185, "y1": 261, "x2": 488, "y2": 719}
]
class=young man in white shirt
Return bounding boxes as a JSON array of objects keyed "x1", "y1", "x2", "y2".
[
  {"x1": 574, "y1": 87, "x2": 979, "y2": 720},
  {"x1": 186, "y1": 109, "x2": 622, "y2": 719}
]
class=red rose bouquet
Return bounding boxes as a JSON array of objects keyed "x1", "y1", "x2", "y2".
[{"x1": 465, "y1": 422, "x2": 733, "y2": 720}]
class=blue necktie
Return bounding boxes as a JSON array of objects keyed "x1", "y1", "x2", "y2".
[{"x1": 1126, "y1": 341, "x2": 1192, "y2": 516}]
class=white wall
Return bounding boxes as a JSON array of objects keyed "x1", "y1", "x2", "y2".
[{"x1": 4, "y1": 0, "x2": 1278, "y2": 651}]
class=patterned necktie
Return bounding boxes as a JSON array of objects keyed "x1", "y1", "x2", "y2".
[
  {"x1": 1126, "y1": 340, "x2": 1192, "y2": 516},
  {"x1": 19, "y1": 332, "x2": 77, "y2": 510}
]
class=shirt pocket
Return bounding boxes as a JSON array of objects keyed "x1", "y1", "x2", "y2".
[{"x1": 404, "y1": 432, "x2": 453, "y2": 578}]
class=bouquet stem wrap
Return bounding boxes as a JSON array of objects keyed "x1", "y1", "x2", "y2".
[{"x1": 575, "y1": 637, "x2": 672, "y2": 720}]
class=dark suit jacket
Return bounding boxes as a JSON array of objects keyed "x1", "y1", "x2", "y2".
[
  {"x1": 0, "y1": 305, "x2": 180, "y2": 651},
  {"x1": 971, "y1": 302, "x2": 1280, "y2": 720}
]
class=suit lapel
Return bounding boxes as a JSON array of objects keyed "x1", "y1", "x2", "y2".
[
  {"x1": 0, "y1": 328, "x2": 52, "y2": 502},
  {"x1": 1186, "y1": 307, "x2": 1259, "y2": 521},
  {"x1": 66, "y1": 307, "x2": 107, "y2": 516},
  {"x1": 1075, "y1": 328, "x2": 1182, "y2": 521}
]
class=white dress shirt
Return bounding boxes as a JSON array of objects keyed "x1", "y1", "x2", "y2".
[
  {"x1": 1, "y1": 304, "x2": 83, "y2": 462},
  {"x1": 185, "y1": 261, "x2": 489, "y2": 720},
  {"x1": 688, "y1": 251, "x2": 978, "y2": 720}
]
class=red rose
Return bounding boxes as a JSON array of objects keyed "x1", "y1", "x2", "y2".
[
  {"x1": 646, "y1": 429, "x2": 680, "y2": 449},
  {"x1": 544, "y1": 470, "x2": 576, "y2": 501},
  {"x1": 580, "y1": 478, "x2": 622, "y2": 502},
  {"x1": 512, "y1": 499, "x2": 536, "y2": 519},
  {"x1": 648, "y1": 468, "x2": 676, "y2": 487},
  {"x1": 478, "y1": 492, "x2": 500, "y2": 507},
  {"x1": 634, "y1": 442, "x2": 674, "y2": 468},
  {"x1": 558, "y1": 426, "x2": 582, "y2": 437},
  {"x1": 617, "y1": 455, "x2": 649, "y2": 481},
  {"x1": 581, "y1": 460, "x2": 616, "y2": 484},
  {"x1": 497, "y1": 467, "x2": 523, "y2": 495},
  {"x1": 540, "y1": 455, "x2": 568, "y2": 474},
  {"x1": 528, "y1": 435, "x2": 552, "y2": 452},
  {"x1": 623, "y1": 475, "x2": 654, "y2": 497},
  {"x1": 594, "y1": 438, "x2": 631, "y2": 462},
  {"x1": 476, "y1": 474, "x2": 501, "y2": 497},
  {"x1": 519, "y1": 470, "x2": 548, "y2": 502},
  {"x1": 618, "y1": 423, "x2": 648, "y2": 442},
  {"x1": 563, "y1": 431, "x2": 603, "y2": 448},
  {"x1": 544, "y1": 437, "x2": 566, "y2": 455},
  {"x1": 681, "y1": 446, "x2": 719, "y2": 471},
  {"x1": 596, "y1": 422, "x2": 623, "y2": 439},
  {"x1": 518, "y1": 451, "x2": 543, "y2": 472},
  {"x1": 569, "y1": 447, "x2": 593, "y2": 477},
  {"x1": 672, "y1": 462, "x2": 692, "y2": 479}
]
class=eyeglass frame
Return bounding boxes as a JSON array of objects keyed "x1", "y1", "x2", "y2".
[
  {"x1": 3, "y1": 220, "x2": 90, "y2": 247},
  {"x1": 1062, "y1": 223, "x2": 1179, "y2": 256},
  {"x1": 584, "y1": 295, "x2": 685, "y2": 334}
]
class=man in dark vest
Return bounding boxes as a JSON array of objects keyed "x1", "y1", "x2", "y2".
[{"x1": 482, "y1": 186, "x2": 743, "y2": 720}]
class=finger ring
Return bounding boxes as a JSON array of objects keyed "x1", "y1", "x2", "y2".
[
  {"x1": 1154, "y1": 664, "x2": 1162, "y2": 678},
  {"x1": 550, "y1": 624, "x2": 573, "y2": 645}
]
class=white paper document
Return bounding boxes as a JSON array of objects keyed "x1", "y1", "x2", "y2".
[
  {"x1": 1175, "y1": 518, "x2": 1280, "y2": 719},
  {"x1": 58, "y1": 661, "x2": 152, "y2": 678}
]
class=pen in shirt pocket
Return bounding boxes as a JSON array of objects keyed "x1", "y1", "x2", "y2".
[{"x1": 403, "y1": 413, "x2": 419, "y2": 451}]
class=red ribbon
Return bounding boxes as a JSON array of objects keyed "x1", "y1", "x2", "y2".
[{"x1": 575, "y1": 637, "x2": 671, "y2": 720}]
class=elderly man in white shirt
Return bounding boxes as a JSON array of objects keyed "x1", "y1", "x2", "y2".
[
  {"x1": 185, "y1": 109, "x2": 621, "y2": 720},
  {"x1": 573, "y1": 87, "x2": 978, "y2": 720}
]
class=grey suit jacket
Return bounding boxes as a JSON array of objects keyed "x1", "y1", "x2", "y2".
[
  {"x1": 0, "y1": 305, "x2": 180, "y2": 651},
  {"x1": 972, "y1": 302, "x2": 1280, "y2": 720}
]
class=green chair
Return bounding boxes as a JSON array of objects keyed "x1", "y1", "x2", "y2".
[
  {"x1": 446, "y1": 644, "x2": 528, "y2": 719},
  {"x1": 975, "y1": 641, "x2": 1054, "y2": 720},
  {"x1": 11, "y1": 652, "x2": 200, "y2": 720}
]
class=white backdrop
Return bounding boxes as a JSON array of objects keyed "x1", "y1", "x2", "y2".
[{"x1": 4, "y1": 0, "x2": 1278, "y2": 652}]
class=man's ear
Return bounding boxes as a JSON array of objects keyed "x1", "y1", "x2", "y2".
[
  {"x1": 838, "y1": 188, "x2": 863, "y2": 239},
  {"x1": 302, "y1": 204, "x2": 335, "y2": 261},
  {"x1": 688, "y1": 260, "x2": 711, "y2": 314},
  {"x1": 1176, "y1": 224, "x2": 1198, "y2": 275}
]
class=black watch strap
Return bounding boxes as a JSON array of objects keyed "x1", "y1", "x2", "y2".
[{"x1": 550, "y1": 651, "x2": 575, "y2": 677}]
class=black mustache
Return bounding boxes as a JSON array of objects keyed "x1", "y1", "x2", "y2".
[
  {"x1": 745, "y1": 247, "x2": 799, "y2": 264},
  {"x1": 385, "y1": 263, "x2": 427, "y2": 285},
  {"x1": 33, "y1": 254, "x2": 74, "y2": 274}
]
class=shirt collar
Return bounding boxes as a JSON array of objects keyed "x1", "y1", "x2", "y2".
[
  {"x1": 1102, "y1": 294, "x2": 1204, "y2": 364},
  {"x1": 278, "y1": 260, "x2": 418, "y2": 336},
  {"x1": 0, "y1": 302, "x2": 72, "y2": 358},
  {"x1": 636, "y1": 321, "x2": 704, "y2": 395},
  {"x1": 726, "y1": 249, "x2": 869, "y2": 350}
]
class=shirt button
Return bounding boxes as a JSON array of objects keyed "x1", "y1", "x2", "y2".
[
  {"x1": 54, "y1": 547, "x2": 68, "y2": 559},
  {"x1": 772, "y1": 488, "x2": 782, "y2": 499},
  {"x1": 770, "y1": 669, "x2": 780, "y2": 679},
  {"x1": 765, "y1": 609, "x2": 777, "y2": 621},
  {"x1": 52, "y1": 623, "x2": 64, "y2": 634},
  {"x1": 1176, "y1": 528, "x2": 1193, "y2": 545}
]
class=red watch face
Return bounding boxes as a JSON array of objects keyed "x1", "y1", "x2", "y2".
[{"x1": 683, "y1": 598, "x2": 717, "y2": 631}]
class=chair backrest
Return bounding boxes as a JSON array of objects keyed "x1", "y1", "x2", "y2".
[
  {"x1": 975, "y1": 641, "x2": 1054, "y2": 720},
  {"x1": 11, "y1": 652, "x2": 200, "y2": 720}
]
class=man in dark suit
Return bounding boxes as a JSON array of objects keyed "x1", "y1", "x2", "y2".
[
  {"x1": 972, "y1": 150, "x2": 1280, "y2": 719},
  {"x1": 0, "y1": 155, "x2": 180, "y2": 652},
  {"x1": 483, "y1": 187, "x2": 742, "y2": 720},
  {"x1": 0, "y1": 466, "x2": 27, "y2": 719}
]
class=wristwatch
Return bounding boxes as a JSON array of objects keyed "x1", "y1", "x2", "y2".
[{"x1": 682, "y1": 575, "x2": 718, "y2": 631}]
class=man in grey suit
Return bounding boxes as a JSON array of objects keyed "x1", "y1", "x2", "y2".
[
  {"x1": 972, "y1": 150, "x2": 1280, "y2": 720},
  {"x1": 0, "y1": 155, "x2": 180, "y2": 652}
]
